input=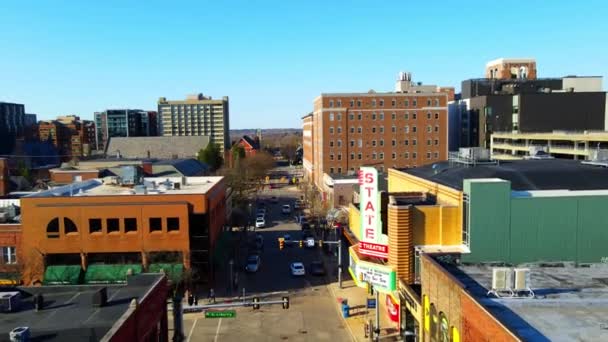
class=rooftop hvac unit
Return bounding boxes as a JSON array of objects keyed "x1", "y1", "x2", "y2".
[
  {"x1": 0, "y1": 292, "x2": 21, "y2": 313},
  {"x1": 513, "y1": 268, "x2": 535, "y2": 298},
  {"x1": 488, "y1": 268, "x2": 514, "y2": 298}
]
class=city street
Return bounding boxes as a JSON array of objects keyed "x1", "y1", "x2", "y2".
[{"x1": 178, "y1": 186, "x2": 353, "y2": 342}]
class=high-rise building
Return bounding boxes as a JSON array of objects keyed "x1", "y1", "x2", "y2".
[
  {"x1": 94, "y1": 109, "x2": 151, "y2": 151},
  {"x1": 0, "y1": 102, "x2": 25, "y2": 154},
  {"x1": 305, "y1": 73, "x2": 452, "y2": 189},
  {"x1": 157, "y1": 94, "x2": 230, "y2": 154},
  {"x1": 147, "y1": 111, "x2": 159, "y2": 137},
  {"x1": 38, "y1": 115, "x2": 96, "y2": 159}
]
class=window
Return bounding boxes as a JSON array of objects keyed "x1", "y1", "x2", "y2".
[
  {"x1": 357, "y1": 113, "x2": 362, "y2": 120},
  {"x1": 350, "y1": 127, "x2": 355, "y2": 133},
  {"x1": 350, "y1": 153, "x2": 355, "y2": 160},
  {"x1": 329, "y1": 113, "x2": 335, "y2": 121},
  {"x1": 427, "y1": 112, "x2": 432, "y2": 119},
  {"x1": 372, "y1": 127, "x2": 376, "y2": 133},
  {"x1": 392, "y1": 153, "x2": 397, "y2": 159},
  {"x1": 337, "y1": 113, "x2": 342, "y2": 121},
  {"x1": 349, "y1": 113, "x2": 354, "y2": 120},
  {"x1": 358, "y1": 126, "x2": 362, "y2": 133},
  {"x1": 426, "y1": 125, "x2": 431, "y2": 133},
  {"x1": 358, "y1": 139, "x2": 362, "y2": 147},
  {"x1": 435, "y1": 125, "x2": 439, "y2": 132},
  {"x1": 329, "y1": 127, "x2": 334, "y2": 134},
  {"x1": 412, "y1": 112, "x2": 417, "y2": 120},
  {"x1": 404, "y1": 152, "x2": 409, "y2": 159},
  {"x1": 337, "y1": 126, "x2": 342, "y2": 133},
  {"x1": 379, "y1": 153, "x2": 384, "y2": 160},
  {"x1": 434, "y1": 139, "x2": 439, "y2": 145},
  {"x1": 357, "y1": 153, "x2": 362, "y2": 160},
  {"x1": 392, "y1": 140, "x2": 396, "y2": 146},
  {"x1": 330, "y1": 154, "x2": 334, "y2": 160},
  {"x1": 427, "y1": 99, "x2": 431, "y2": 106},
  {"x1": 427, "y1": 152, "x2": 431, "y2": 159},
  {"x1": 435, "y1": 112, "x2": 439, "y2": 119},
  {"x1": 329, "y1": 141, "x2": 334, "y2": 147},
  {"x1": 391, "y1": 113, "x2": 396, "y2": 120},
  {"x1": 413, "y1": 152, "x2": 417, "y2": 159},
  {"x1": 434, "y1": 152, "x2": 439, "y2": 159},
  {"x1": 89, "y1": 218, "x2": 102, "y2": 234},
  {"x1": 107, "y1": 218, "x2": 120, "y2": 233},
  {"x1": 337, "y1": 167, "x2": 342, "y2": 173},
  {"x1": 379, "y1": 112, "x2": 384, "y2": 120},
  {"x1": 404, "y1": 112, "x2": 409, "y2": 120},
  {"x1": 330, "y1": 167, "x2": 334, "y2": 173},
  {"x1": 350, "y1": 140, "x2": 355, "y2": 147},
  {"x1": 392, "y1": 126, "x2": 396, "y2": 133},
  {"x1": 413, "y1": 100, "x2": 417, "y2": 107},
  {"x1": 372, "y1": 99, "x2": 377, "y2": 107},
  {"x1": 404, "y1": 139, "x2": 409, "y2": 146},
  {"x1": 337, "y1": 154, "x2": 342, "y2": 160},
  {"x1": 350, "y1": 100, "x2": 354, "y2": 107},
  {"x1": 412, "y1": 126, "x2": 417, "y2": 133},
  {"x1": 379, "y1": 126, "x2": 384, "y2": 133},
  {"x1": 372, "y1": 140, "x2": 377, "y2": 147},
  {"x1": 379, "y1": 99, "x2": 384, "y2": 107},
  {"x1": 434, "y1": 99, "x2": 440, "y2": 107},
  {"x1": 413, "y1": 139, "x2": 417, "y2": 146},
  {"x1": 149, "y1": 218, "x2": 162, "y2": 232},
  {"x1": 357, "y1": 100, "x2": 362, "y2": 107},
  {"x1": 337, "y1": 100, "x2": 342, "y2": 107},
  {"x1": 372, "y1": 153, "x2": 377, "y2": 160},
  {"x1": 380, "y1": 139, "x2": 384, "y2": 146},
  {"x1": 2, "y1": 247, "x2": 16, "y2": 264},
  {"x1": 329, "y1": 100, "x2": 334, "y2": 107},
  {"x1": 372, "y1": 113, "x2": 376, "y2": 120},
  {"x1": 46, "y1": 217, "x2": 60, "y2": 238},
  {"x1": 337, "y1": 140, "x2": 342, "y2": 147},
  {"x1": 404, "y1": 125, "x2": 409, "y2": 133},
  {"x1": 125, "y1": 218, "x2": 137, "y2": 232},
  {"x1": 64, "y1": 218, "x2": 78, "y2": 234},
  {"x1": 392, "y1": 99, "x2": 396, "y2": 107},
  {"x1": 405, "y1": 99, "x2": 409, "y2": 107},
  {"x1": 167, "y1": 217, "x2": 180, "y2": 232}
]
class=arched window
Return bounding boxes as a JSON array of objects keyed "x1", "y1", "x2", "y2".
[
  {"x1": 47, "y1": 218, "x2": 60, "y2": 238},
  {"x1": 64, "y1": 218, "x2": 78, "y2": 234},
  {"x1": 430, "y1": 304, "x2": 438, "y2": 338},
  {"x1": 439, "y1": 312, "x2": 449, "y2": 342}
]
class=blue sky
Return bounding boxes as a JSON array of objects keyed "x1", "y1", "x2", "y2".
[{"x1": 1, "y1": 1, "x2": 607, "y2": 129}]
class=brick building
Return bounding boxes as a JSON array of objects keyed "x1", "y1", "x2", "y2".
[
  {"x1": 38, "y1": 115, "x2": 96, "y2": 159},
  {"x1": 302, "y1": 113, "x2": 314, "y2": 181},
  {"x1": 306, "y1": 73, "x2": 453, "y2": 190},
  {"x1": 485, "y1": 58, "x2": 537, "y2": 80}
]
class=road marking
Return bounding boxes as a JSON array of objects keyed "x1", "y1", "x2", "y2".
[
  {"x1": 187, "y1": 317, "x2": 198, "y2": 342},
  {"x1": 213, "y1": 318, "x2": 222, "y2": 342}
]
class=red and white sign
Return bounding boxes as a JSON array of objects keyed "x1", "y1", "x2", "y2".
[
  {"x1": 386, "y1": 295, "x2": 400, "y2": 323},
  {"x1": 358, "y1": 167, "x2": 388, "y2": 259}
]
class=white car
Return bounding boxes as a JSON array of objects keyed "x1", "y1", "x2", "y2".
[
  {"x1": 281, "y1": 204, "x2": 291, "y2": 214},
  {"x1": 290, "y1": 262, "x2": 305, "y2": 276},
  {"x1": 255, "y1": 217, "x2": 266, "y2": 228},
  {"x1": 245, "y1": 255, "x2": 261, "y2": 273}
]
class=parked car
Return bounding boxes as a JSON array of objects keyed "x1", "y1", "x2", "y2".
[
  {"x1": 281, "y1": 204, "x2": 291, "y2": 214},
  {"x1": 255, "y1": 217, "x2": 266, "y2": 228},
  {"x1": 270, "y1": 196, "x2": 279, "y2": 203},
  {"x1": 245, "y1": 255, "x2": 261, "y2": 273},
  {"x1": 255, "y1": 234, "x2": 264, "y2": 249},
  {"x1": 310, "y1": 261, "x2": 326, "y2": 276},
  {"x1": 256, "y1": 213, "x2": 265, "y2": 220},
  {"x1": 256, "y1": 208, "x2": 266, "y2": 216},
  {"x1": 290, "y1": 262, "x2": 305, "y2": 276}
]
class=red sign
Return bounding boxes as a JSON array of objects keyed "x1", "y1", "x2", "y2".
[
  {"x1": 386, "y1": 295, "x2": 400, "y2": 323},
  {"x1": 359, "y1": 241, "x2": 389, "y2": 259}
]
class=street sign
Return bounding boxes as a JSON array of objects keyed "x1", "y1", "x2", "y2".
[
  {"x1": 205, "y1": 310, "x2": 236, "y2": 318},
  {"x1": 366, "y1": 298, "x2": 376, "y2": 309}
]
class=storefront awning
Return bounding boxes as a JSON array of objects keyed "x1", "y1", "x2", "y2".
[
  {"x1": 43, "y1": 265, "x2": 83, "y2": 285},
  {"x1": 84, "y1": 264, "x2": 143, "y2": 284},
  {"x1": 149, "y1": 263, "x2": 184, "y2": 283}
]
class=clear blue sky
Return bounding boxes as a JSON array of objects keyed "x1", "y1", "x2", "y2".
[{"x1": 1, "y1": 1, "x2": 607, "y2": 129}]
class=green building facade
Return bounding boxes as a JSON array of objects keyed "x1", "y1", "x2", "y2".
[{"x1": 463, "y1": 178, "x2": 608, "y2": 265}]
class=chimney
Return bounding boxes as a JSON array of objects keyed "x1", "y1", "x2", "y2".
[{"x1": 0, "y1": 158, "x2": 9, "y2": 197}]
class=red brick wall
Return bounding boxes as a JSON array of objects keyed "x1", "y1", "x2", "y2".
[
  {"x1": 0, "y1": 158, "x2": 8, "y2": 197},
  {"x1": 0, "y1": 224, "x2": 22, "y2": 275},
  {"x1": 50, "y1": 171, "x2": 100, "y2": 184},
  {"x1": 461, "y1": 293, "x2": 518, "y2": 342}
]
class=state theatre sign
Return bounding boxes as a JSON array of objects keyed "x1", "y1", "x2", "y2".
[{"x1": 358, "y1": 167, "x2": 389, "y2": 259}]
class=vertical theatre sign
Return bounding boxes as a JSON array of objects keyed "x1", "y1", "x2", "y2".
[{"x1": 358, "y1": 167, "x2": 388, "y2": 259}]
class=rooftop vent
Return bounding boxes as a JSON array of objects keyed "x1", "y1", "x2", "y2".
[
  {"x1": 0, "y1": 292, "x2": 21, "y2": 313},
  {"x1": 92, "y1": 287, "x2": 108, "y2": 307}
]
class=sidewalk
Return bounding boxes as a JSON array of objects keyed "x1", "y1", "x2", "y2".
[{"x1": 321, "y1": 250, "x2": 401, "y2": 341}]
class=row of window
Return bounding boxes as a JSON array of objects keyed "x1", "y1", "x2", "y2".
[
  {"x1": 329, "y1": 138, "x2": 440, "y2": 149},
  {"x1": 330, "y1": 111, "x2": 441, "y2": 121},
  {"x1": 330, "y1": 124, "x2": 440, "y2": 135},
  {"x1": 328, "y1": 98, "x2": 441, "y2": 108},
  {"x1": 45, "y1": 217, "x2": 181, "y2": 238},
  {"x1": 329, "y1": 151, "x2": 440, "y2": 161}
]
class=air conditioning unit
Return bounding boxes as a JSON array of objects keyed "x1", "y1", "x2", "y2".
[
  {"x1": 491, "y1": 268, "x2": 513, "y2": 291},
  {"x1": 513, "y1": 268, "x2": 530, "y2": 290}
]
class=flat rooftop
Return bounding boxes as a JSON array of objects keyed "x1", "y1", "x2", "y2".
[
  {"x1": 399, "y1": 159, "x2": 608, "y2": 191},
  {"x1": 25, "y1": 176, "x2": 223, "y2": 198},
  {"x1": 443, "y1": 262, "x2": 608, "y2": 341},
  {"x1": 0, "y1": 274, "x2": 164, "y2": 341}
]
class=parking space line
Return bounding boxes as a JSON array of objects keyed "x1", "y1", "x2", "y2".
[
  {"x1": 213, "y1": 318, "x2": 222, "y2": 342},
  {"x1": 186, "y1": 317, "x2": 198, "y2": 342}
]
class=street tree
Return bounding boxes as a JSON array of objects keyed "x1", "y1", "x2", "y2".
[{"x1": 198, "y1": 143, "x2": 224, "y2": 172}]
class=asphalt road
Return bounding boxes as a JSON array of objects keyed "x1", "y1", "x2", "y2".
[{"x1": 179, "y1": 187, "x2": 353, "y2": 342}]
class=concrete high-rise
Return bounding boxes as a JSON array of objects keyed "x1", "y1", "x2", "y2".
[{"x1": 157, "y1": 94, "x2": 230, "y2": 154}]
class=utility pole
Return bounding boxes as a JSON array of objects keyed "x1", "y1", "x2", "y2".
[
  {"x1": 337, "y1": 239, "x2": 342, "y2": 289},
  {"x1": 374, "y1": 290, "x2": 380, "y2": 342}
]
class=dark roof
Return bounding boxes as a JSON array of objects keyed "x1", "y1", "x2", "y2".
[
  {"x1": 0, "y1": 274, "x2": 164, "y2": 341},
  {"x1": 399, "y1": 159, "x2": 608, "y2": 191},
  {"x1": 152, "y1": 158, "x2": 209, "y2": 176},
  {"x1": 239, "y1": 135, "x2": 260, "y2": 149}
]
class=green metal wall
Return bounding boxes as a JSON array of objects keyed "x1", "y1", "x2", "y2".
[{"x1": 462, "y1": 180, "x2": 608, "y2": 264}]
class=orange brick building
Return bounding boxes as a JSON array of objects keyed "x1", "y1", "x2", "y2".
[
  {"x1": 306, "y1": 73, "x2": 452, "y2": 189},
  {"x1": 38, "y1": 115, "x2": 95, "y2": 160},
  {"x1": 19, "y1": 176, "x2": 226, "y2": 285},
  {"x1": 485, "y1": 58, "x2": 537, "y2": 80}
]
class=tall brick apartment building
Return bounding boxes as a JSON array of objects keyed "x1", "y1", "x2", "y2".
[{"x1": 304, "y1": 73, "x2": 453, "y2": 189}]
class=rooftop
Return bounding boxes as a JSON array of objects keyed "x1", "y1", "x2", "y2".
[
  {"x1": 25, "y1": 176, "x2": 223, "y2": 198},
  {"x1": 0, "y1": 274, "x2": 165, "y2": 341},
  {"x1": 106, "y1": 136, "x2": 210, "y2": 159},
  {"x1": 442, "y1": 261, "x2": 608, "y2": 341},
  {"x1": 399, "y1": 159, "x2": 608, "y2": 191}
]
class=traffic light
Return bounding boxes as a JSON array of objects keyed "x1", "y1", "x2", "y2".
[
  {"x1": 282, "y1": 296, "x2": 290, "y2": 309},
  {"x1": 299, "y1": 240, "x2": 303, "y2": 248},
  {"x1": 318, "y1": 240, "x2": 323, "y2": 248},
  {"x1": 253, "y1": 297, "x2": 260, "y2": 310},
  {"x1": 278, "y1": 238, "x2": 284, "y2": 250}
]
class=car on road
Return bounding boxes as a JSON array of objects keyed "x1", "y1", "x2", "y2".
[
  {"x1": 255, "y1": 217, "x2": 266, "y2": 228},
  {"x1": 310, "y1": 261, "x2": 326, "y2": 276},
  {"x1": 255, "y1": 234, "x2": 264, "y2": 248},
  {"x1": 270, "y1": 196, "x2": 279, "y2": 203},
  {"x1": 256, "y1": 213, "x2": 265, "y2": 220},
  {"x1": 290, "y1": 262, "x2": 305, "y2": 276},
  {"x1": 256, "y1": 208, "x2": 266, "y2": 216},
  {"x1": 281, "y1": 204, "x2": 291, "y2": 214},
  {"x1": 245, "y1": 255, "x2": 261, "y2": 273}
]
